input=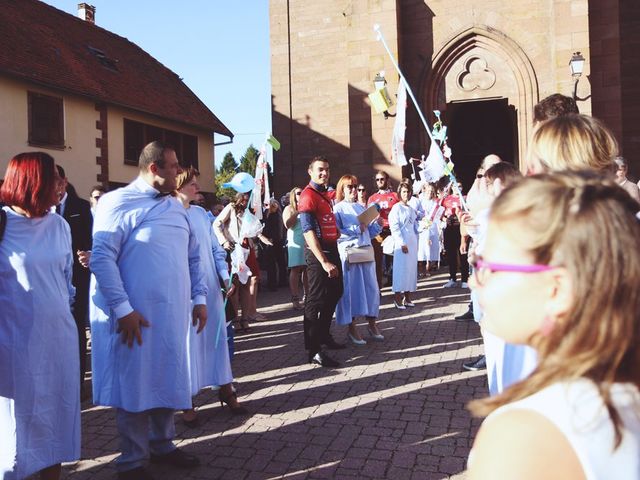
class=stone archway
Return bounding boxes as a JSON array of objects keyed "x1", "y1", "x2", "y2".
[{"x1": 422, "y1": 26, "x2": 539, "y2": 170}]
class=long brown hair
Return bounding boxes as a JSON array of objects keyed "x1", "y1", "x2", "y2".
[
  {"x1": 469, "y1": 171, "x2": 640, "y2": 447},
  {"x1": 289, "y1": 186, "x2": 302, "y2": 212}
]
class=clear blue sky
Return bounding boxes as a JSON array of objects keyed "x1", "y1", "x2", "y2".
[{"x1": 42, "y1": 0, "x2": 272, "y2": 167}]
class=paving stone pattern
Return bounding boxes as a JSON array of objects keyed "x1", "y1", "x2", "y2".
[{"x1": 59, "y1": 271, "x2": 487, "y2": 479}]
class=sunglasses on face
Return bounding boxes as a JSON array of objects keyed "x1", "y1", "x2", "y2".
[
  {"x1": 357, "y1": 188, "x2": 366, "y2": 192},
  {"x1": 376, "y1": 178, "x2": 386, "y2": 182},
  {"x1": 345, "y1": 184, "x2": 356, "y2": 190},
  {"x1": 295, "y1": 191, "x2": 302, "y2": 196}
]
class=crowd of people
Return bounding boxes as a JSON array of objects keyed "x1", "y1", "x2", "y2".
[{"x1": 1, "y1": 92, "x2": 639, "y2": 479}]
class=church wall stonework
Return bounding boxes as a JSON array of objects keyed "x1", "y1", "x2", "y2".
[{"x1": 271, "y1": 0, "x2": 638, "y2": 194}]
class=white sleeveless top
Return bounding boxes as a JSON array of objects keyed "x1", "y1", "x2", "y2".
[{"x1": 480, "y1": 379, "x2": 640, "y2": 479}]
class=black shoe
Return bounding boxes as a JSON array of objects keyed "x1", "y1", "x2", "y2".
[
  {"x1": 463, "y1": 355, "x2": 486, "y2": 371},
  {"x1": 150, "y1": 448, "x2": 200, "y2": 468},
  {"x1": 323, "y1": 337, "x2": 347, "y2": 350},
  {"x1": 309, "y1": 351, "x2": 340, "y2": 368},
  {"x1": 218, "y1": 390, "x2": 250, "y2": 415},
  {"x1": 118, "y1": 467, "x2": 155, "y2": 480},
  {"x1": 455, "y1": 310, "x2": 474, "y2": 321}
]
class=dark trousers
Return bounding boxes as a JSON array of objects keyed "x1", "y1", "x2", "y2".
[
  {"x1": 371, "y1": 227, "x2": 391, "y2": 289},
  {"x1": 303, "y1": 246, "x2": 343, "y2": 356},
  {"x1": 443, "y1": 224, "x2": 469, "y2": 282},
  {"x1": 72, "y1": 271, "x2": 90, "y2": 387},
  {"x1": 265, "y1": 240, "x2": 287, "y2": 288}
]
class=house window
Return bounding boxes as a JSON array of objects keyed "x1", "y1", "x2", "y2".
[
  {"x1": 28, "y1": 92, "x2": 64, "y2": 148},
  {"x1": 123, "y1": 118, "x2": 199, "y2": 169}
]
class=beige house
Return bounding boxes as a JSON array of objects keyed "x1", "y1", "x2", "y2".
[{"x1": 0, "y1": 1, "x2": 232, "y2": 198}]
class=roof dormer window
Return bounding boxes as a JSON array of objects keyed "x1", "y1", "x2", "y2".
[{"x1": 87, "y1": 46, "x2": 119, "y2": 71}]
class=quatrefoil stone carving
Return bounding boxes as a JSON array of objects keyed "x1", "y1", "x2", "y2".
[{"x1": 457, "y1": 56, "x2": 496, "y2": 91}]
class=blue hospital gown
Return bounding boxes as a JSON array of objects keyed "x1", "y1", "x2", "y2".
[{"x1": 0, "y1": 207, "x2": 80, "y2": 478}]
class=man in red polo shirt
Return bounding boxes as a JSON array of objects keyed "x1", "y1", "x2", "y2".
[
  {"x1": 297, "y1": 156, "x2": 344, "y2": 367},
  {"x1": 367, "y1": 171, "x2": 398, "y2": 289}
]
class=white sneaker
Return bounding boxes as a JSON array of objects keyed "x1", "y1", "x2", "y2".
[
  {"x1": 443, "y1": 280, "x2": 457, "y2": 288},
  {"x1": 460, "y1": 282, "x2": 469, "y2": 289}
]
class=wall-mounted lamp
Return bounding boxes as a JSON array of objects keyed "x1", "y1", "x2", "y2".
[
  {"x1": 569, "y1": 52, "x2": 587, "y2": 101},
  {"x1": 370, "y1": 71, "x2": 396, "y2": 119}
]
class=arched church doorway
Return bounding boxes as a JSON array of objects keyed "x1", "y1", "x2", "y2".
[{"x1": 444, "y1": 98, "x2": 518, "y2": 190}]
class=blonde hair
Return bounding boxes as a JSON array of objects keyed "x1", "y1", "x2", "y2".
[
  {"x1": 336, "y1": 174, "x2": 358, "y2": 202},
  {"x1": 526, "y1": 114, "x2": 618, "y2": 174},
  {"x1": 469, "y1": 171, "x2": 640, "y2": 447},
  {"x1": 289, "y1": 186, "x2": 302, "y2": 212},
  {"x1": 175, "y1": 166, "x2": 199, "y2": 191}
]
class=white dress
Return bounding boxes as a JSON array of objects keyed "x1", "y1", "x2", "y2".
[
  {"x1": 89, "y1": 177, "x2": 207, "y2": 412},
  {"x1": 475, "y1": 380, "x2": 640, "y2": 479},
  {"x1": 388, "y1": 202, "x2": 418, "y2": 293},
  {"x1": 417, "y1": 197, "x2": 440, "y2": 262},
  {"x1": 186, "y1": 206, "x2": 233, "y2": 394},
  {"x1": 0, "y1": 207, "x2": 80, "y2": 479}
]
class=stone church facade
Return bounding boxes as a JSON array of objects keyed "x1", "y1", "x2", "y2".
[{"x1": 269, "y1": 0, "x2": 639, "y2": 193}]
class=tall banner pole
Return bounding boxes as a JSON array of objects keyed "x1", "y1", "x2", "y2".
[
  {"x1": 373, "y1": 24, "x2": 434, "y2": 143},
  {"x1": 374, "y1": 24, "x2": 468, "y2": 211}
]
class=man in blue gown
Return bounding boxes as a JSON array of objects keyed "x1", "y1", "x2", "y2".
[{"x1": 90, "y1": 141, "x2": 208, "y2": 479}]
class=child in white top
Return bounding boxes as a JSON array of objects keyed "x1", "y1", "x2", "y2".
[{"x1": 467, "y1": 171, "x2": 640, "y2": 479}]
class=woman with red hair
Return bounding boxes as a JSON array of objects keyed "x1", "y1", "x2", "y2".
[{"x1": 0, "y1": 152, "x2": 80, "y2": 480}]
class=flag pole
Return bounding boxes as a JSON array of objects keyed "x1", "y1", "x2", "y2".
[
  {"x1": 374, "y1": 24, "x2": 468, "y2": 212},
  {"x1": 374, "y1": 24, "x2": 434, "y2": 143}
]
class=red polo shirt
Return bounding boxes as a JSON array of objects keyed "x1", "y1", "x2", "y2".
[{"x1": 298, "y1": 183, "x2": 339, "y2": 244}]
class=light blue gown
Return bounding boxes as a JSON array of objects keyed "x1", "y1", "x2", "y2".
[
  {"x1": 89, "y1": 177, "x2": 207, "y2": 412},
  {"x1": 0, "y1": 207, "x2": 80, "y2": 479},
  {"x1": 334, "y1": 201, "x2": 381, "y2": 326},
  {"x1": 471, "y1": 208, "x2": 538, "y2": 395},
  {"x1": 186, "y1": 206, "x2": 233, "y2": 394},
  {"x1": 389, "y1": 202, "x2": 419, "y2": 293}
]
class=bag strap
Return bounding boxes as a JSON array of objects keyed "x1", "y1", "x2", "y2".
[
  {"x1": 306, "y1": 185, "x2": 334, "y2": 210},
  {"x1": 0, "y1": 208, "x2": 6, "y2": 243}
]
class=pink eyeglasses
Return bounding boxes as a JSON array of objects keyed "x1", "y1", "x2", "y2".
[{"x1": 471, "y1": 258, "x2": 556, "y2": 286}]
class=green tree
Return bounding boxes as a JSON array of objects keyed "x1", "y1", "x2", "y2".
[
  {"x1": 218, "y1": 151, "x2": 237, "y2": 174},
  {"x1": 239, "y1": 144, "x2": 259, "y2": 176},
  {"x1": 214, "y1": 168, "x2": 237, "y2": 199}
]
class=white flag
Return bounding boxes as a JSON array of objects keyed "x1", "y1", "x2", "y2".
[
  {"x1": 421, "y1": 141, "x2": 447, "y2": 182},
  {"x1": 390, "y1": 79, "x2": 408, "y2": 166},
  {"x1": 251, "y1": 148, "x2": 271, "y2": 220}
]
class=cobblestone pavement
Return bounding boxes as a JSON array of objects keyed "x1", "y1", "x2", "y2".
[{"x1": 60, "y1": 271, "x2": 486, "y2": 479}]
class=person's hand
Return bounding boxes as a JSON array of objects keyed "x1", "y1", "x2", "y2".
[
  {"x1": 322, "y1": 260, "x2": 339, "y2": 278},
  {"x1": 401, "y1": 245, "x2": 409, "y2": 254},
  {"x1": 460, "y1": 212, "x2": 477, "y2": 227},
  {"x1": 261, "y1": 237, "x2": 274, "y2": 247},
  {"x1": 460, "y1": 242, "x2": 467, "y2": 255},
  {"x1": 77, "y1": 250, "x2": 91, "y2": 268},
  {"x1": 117, "y1": 311, "x2": 150, "y2": 348},
  {"x1": 359, "y1": 222, "x2": 366, "y2": 233},
  {"x1": 225, "y1": 283, "x2": 236, "y2": 298},
  {"x1": 192, "y1": 304, "x2": 208, "y2": 334},
  {"x1": 223, "y1": 241, "x2": 234, "y2": 252}
]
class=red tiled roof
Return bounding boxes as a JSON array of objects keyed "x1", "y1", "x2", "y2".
[{"x1": 0, "y1": 0, "x2": 233, "y2": 137}]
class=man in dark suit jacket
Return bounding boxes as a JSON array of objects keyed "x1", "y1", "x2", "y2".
[{"x1": 56, "y1": 165, "x2": 93, "y2": 391}]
